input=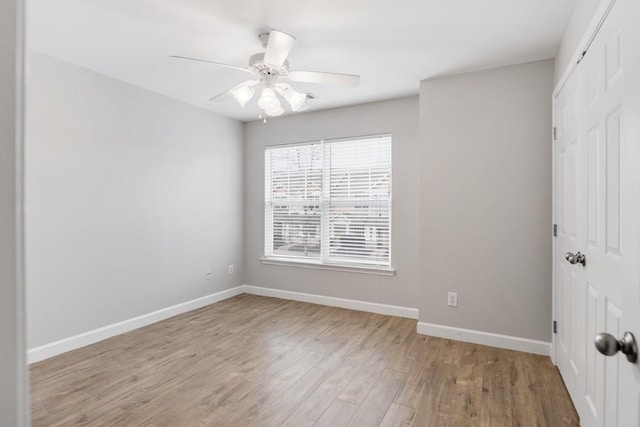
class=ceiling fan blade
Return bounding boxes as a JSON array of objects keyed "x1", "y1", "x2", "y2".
[
  {"x1": 209, "y1": 80, "x2": 257, "y2": 102},
  {"x1": 170, "y1": 55, "x2": 253, "y2": 74},
  {"x1": 263, "y1": 30, "x2": 296, "y2": 67},
  {"x1": 287, "y1": 70, "x2": 360, "y2": 87},
  {"x1": 209, "y1": 88, "x2": 234, "y2": 102}
]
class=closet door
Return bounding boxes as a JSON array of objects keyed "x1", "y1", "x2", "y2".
[
  {"x1": 554, "y1": 0, "x2": 640, "y2": 425},
  {"x1": 553, "y1": 64, "x2": 583, "y2": 409}
]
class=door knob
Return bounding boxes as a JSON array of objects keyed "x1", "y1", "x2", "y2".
[
  {"x1": 594, "y1": 332, "x2": 638, "y2": 363},
  {"x1": 564, "y1": 251, "x2": 586, "y2": 266}
]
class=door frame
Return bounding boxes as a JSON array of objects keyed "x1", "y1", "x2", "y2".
[
  {"x1": 551, "y1": 0, "x2": 616, "y2": 366},
  {"x1": 0, "y1": 0, "x2": 28, "y2": 425}
]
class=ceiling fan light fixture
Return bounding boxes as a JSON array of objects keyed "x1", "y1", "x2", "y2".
[
  {"x1": 275, "y1": 84, "x2": 306, "y2": 112},
  {"x1": 260, "y1": 87, "x2": 276, "y2": 102},
  {"x1": 230, "y1": 84, "x2": 256, "y2": 107},
  {"x1": 288, "y1": 91, "x2": 307, "y2": 111},
  {"x1": 258, "y1": 87, "x2": 281, "y2": 111},
  {"x1": 265, "y1": 105, "x2": 284, "y2": 117}
]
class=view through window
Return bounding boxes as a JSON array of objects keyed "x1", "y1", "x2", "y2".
[{"x1": 264, "y1": 135, "x2": 391, "y2": 268}]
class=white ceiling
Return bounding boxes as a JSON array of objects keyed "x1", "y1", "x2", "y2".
[{"x1": 27, "y1": 0, "x2": 576, "y2": 122}]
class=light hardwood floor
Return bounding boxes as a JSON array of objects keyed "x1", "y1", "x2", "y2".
[{"x1": 30, "y1": 294, "x2": 579, "y2": 426}]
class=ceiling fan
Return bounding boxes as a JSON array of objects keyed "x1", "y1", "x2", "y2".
[{"x1": 171, "y1": 30, "x2": 360, "y2": 118}]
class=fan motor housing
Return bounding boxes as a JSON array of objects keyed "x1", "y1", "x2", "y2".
[{"x1": 249, "y1": 53, "x2": 289, "y2": 76}]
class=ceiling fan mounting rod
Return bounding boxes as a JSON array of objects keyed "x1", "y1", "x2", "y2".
[{"x1": 258, "y1": 32, "x2": 271, "y2": 48}]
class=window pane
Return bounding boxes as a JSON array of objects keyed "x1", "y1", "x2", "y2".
[
  {"x1": 328, "y1": 203, "x2": 389, "y2": 264},
  {"x1": 329, "y1": 139, "x2": 391, "y2": 201},
  {"x1": 272, "y1": 204, "x2": 321, "y2": 259},
  {"x1": 270, "y1": 144, "x2": 322, "y2": 201}
]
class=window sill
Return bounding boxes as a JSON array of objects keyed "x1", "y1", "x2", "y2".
[{"x1": 260, "y1": 257, "x2": 396, "y2": 276}]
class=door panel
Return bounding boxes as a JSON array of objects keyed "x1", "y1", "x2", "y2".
[
  {"x1": 584, "y1": 283, "x2": 601, "y2": 419},
  {"x1": 604, "y1": 106, "x2": 621, "y2": 254},
  {"x1": 586, "y1": 126, "x2": 599, "y2": 248}
]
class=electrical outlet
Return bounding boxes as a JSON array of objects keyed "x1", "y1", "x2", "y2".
[
  {"x1": 447, "y1": 292, "x2": 458, "y2": 307},
  {"x1": 228, "y1": 264, "x2": 234, "y2": 275},
  {"x1": 205, "y1": 269, "x2": 212, "y2": 280}
]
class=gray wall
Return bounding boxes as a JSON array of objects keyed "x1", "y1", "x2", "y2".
[
  {"x1": 1, "y1": 0, "x2": 27, "y2": 424},
  {"x1": 26, "y1": 51, "x2": 244, "y2": 348},
  {"x1": 244, "y1": 97, "x2": 420, "y2": 308},
  {"x1": 419, "y1": 59, "x2": 554, "y2": 341},
  {"x1": 555, "y1": 0, "x2": 603, "y2": 83}
]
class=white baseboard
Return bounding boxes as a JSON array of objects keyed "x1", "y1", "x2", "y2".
[
  {"x1": 27, "y1": 286, "x2": 244, "y2": 364},
  {"x1": 29, "y1": 284, "x2": 551, "y2": 363},
  {"x1": 241, "y1": 284, "x2": 419, "y2": 319},
  {"x1": 416, "y1": 322, "x2": 551, "y2": 356}
]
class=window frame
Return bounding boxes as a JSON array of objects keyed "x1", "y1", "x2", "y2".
[{"x1": 262, "y1": 134, "x2": 394, "y2": 274}]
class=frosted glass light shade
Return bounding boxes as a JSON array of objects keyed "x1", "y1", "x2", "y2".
[
  {"x1": 276, "y1": 84, "x2": 307, "y2": 112},
  {"x1": 258, "y1": 88, "x2": 278, "y2": 109},
  {"x1": 230, "y1": 84, "x2": 256, "y2": 107},
  {"x1": 265, "y1": 105, "x2": 284, "y2": 116},
  {"x1": 288, "y1": 91, "x2": 307, "y2": 111},
  {"x1": 262, "y1": 87, "x2": 275, "y2": 100}
]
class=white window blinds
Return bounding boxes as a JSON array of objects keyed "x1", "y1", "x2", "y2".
[{"x1": 265, "y1": 135, "x2": 391, "y2": 268}]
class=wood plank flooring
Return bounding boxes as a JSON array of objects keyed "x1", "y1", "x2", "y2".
[{"x1": 30, "y1": 294, "x2": 579, "y2": 426}]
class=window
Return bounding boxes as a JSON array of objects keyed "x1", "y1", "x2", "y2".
[{"x1": 264, "y1": 135, "x2": 391, "y2": 270}]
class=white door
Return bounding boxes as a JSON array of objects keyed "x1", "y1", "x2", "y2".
[
  {"x1": 554, "y1": 61, "x2": 582, "y2": 406},
  {"x1": 554, "y1": 0, "x2": 640, "y2": 425}
]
